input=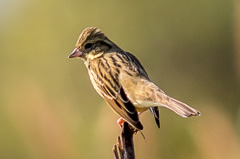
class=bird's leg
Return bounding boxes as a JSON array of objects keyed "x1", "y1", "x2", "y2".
[{"x1": 117, "y1": 117, "x2": 125, "y2": 128}]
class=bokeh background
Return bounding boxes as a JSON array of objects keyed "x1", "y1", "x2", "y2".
[{"x1": 1, "y1": 0, "x2": 240, "y2": 159}]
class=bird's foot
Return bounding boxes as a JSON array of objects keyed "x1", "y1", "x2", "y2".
[{"x1": 117, "y1": 117, "x2": 125, "y2": 129}]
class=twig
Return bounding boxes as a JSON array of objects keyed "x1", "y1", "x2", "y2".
[{"x1": 113, "y1": 122, "x2": 135, "y2": 159}]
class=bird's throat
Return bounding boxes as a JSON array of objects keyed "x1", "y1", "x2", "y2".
[{"x1": 87, "y1": 52, "x2": 104, "y2": 62}]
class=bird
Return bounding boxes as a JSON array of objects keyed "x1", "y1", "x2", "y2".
[{"x1": 68, "y1": 27, "x2": 201, "y2": 130}]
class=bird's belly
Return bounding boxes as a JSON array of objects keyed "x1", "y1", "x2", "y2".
[
  {"x1": 130, "y1": 100, "x2": 148, "y2": 113},
  {"x1": 135, "y1": 106, "x2": 148, "y2": 113}
]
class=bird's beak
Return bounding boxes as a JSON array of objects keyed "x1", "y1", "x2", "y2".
[{"x1": 68, "y1": 48, "x2": 83, "y2": 58}]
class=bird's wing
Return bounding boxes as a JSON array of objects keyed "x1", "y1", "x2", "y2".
[
  {"x1": 119, "y1": 52, "x2": 160, "y2": 127},
  {"x1": 88, "y1": 55, "x2": 143, "y2": 130},
  {"x1": 104, "y1": 88, "x2": 143, "y2": 130}
]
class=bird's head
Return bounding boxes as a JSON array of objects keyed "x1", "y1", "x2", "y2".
[{"x1": 68, "y1": 27, "x2": 115, "y2": 61}]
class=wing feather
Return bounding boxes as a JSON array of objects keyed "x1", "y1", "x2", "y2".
[
  {"x1": 88, "y1": 55, "x2": 143, "y2": 130},
  {"x1": 118, "y1": 52, "x2": 160, "y2": 128}
]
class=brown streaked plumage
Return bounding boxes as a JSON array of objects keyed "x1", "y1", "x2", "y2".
[{"x1": 68, "y1": 27, "x2": 200, "y2": 130}]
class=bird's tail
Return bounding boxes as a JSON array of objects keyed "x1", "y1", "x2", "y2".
[{"x1": 161, "y1": 96, "x2": 201, "y2": 118}]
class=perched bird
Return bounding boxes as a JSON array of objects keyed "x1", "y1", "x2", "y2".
[{"x1": 68, "y1": 27, "x2": 200, "y2": 130}]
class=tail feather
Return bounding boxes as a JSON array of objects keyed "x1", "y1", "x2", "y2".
[
  {"x1": 162, "y1": 96, "x2": 201, "y2": 118},
  {"x1": 150, "y1": 107, "x2": 160, "y2": 128}
]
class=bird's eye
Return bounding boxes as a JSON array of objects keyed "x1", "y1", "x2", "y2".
[{"x1": 84, "y1": 43, "x2": 93, "y2": 50}]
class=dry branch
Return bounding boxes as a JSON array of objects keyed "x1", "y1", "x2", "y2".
[{"x1": 113, "y1": 122, "x2": 135, "y2": 159}]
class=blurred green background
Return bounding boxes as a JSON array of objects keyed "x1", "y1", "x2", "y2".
[{"x1": 1, "y1": 0, "x2": 240, "y2": 158}]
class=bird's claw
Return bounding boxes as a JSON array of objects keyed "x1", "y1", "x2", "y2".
[{"x1": 117, "y1": 117, "x2": 125, "y2": 129}]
